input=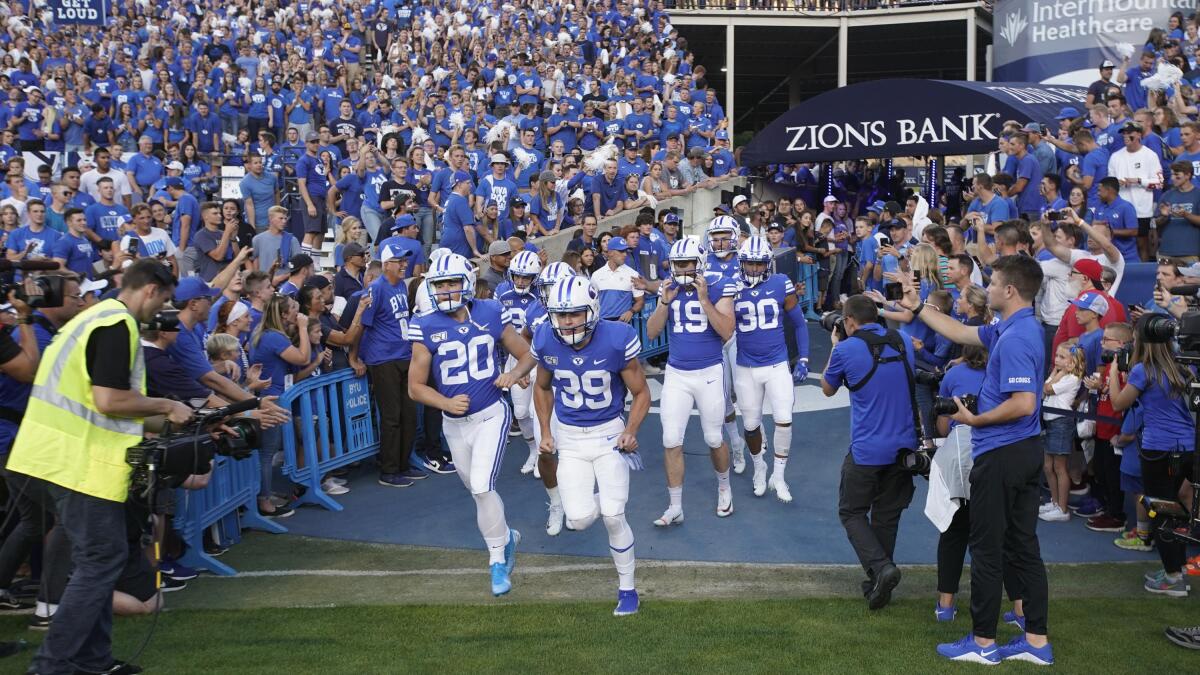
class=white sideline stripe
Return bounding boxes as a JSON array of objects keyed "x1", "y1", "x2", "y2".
[{"x1": 209, "y1": 559, "x2": 1136, "y2": 579}]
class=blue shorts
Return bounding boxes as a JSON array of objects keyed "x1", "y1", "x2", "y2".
[
  {"x1": 1042, "y1": 416, "x2": 1074, "y2": 456},
  {"x1": 1119, "y1": 471, "x2": 1144, "y2": 495}
]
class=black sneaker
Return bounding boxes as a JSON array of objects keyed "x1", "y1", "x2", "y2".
[
  {"x1": 92, "y1": 660, "x2": 145, "y2": 674},
  {"x1": 0, "y1": 590, "x2": 32, "y2": 610},
  {"x1": 258, "y1": 504, "x2": 295, "y2": 519},
  {"x1": 204, "y1": 542, "x2": 229, "y2": 557},
  {"x1": 421, "y1": 455, "x2": 457, "y2": 475},
  {"x1": 866, "y1": 563, "x2": 901, "y2": 611},
  {"x1": 159, "y1": 577, "x2": 187, "y2": 593},
  {"x1": 8, "y1": 578, "x2": 37, "y2": 599},
  {"x1": 1166, "y1": 625, "x2": 1200, "y2": 650},
  {"x1": 27, "y1": 614, "x2": 49, "y2": 631}
]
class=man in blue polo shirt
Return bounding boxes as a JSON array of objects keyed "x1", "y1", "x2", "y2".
[
  {"x1": 905, "y1": 255, "x2": 1053, "y2": 666},
  {"x1": 820, "y1": 295, "x2": 918, "y2": 612},
  {"x1": 590, "y1": 159, "x2": 622, "y2": 220},
  {"x1": 1093, "y1": 176, "x2": 1140, "y2": 262},
  {"x1": 168, "y1": 276, "x2": 261, "y2": 405},
  {"x1": 375, "y1": 214, "x2": 426, "y2": 277},
  {"x1": 441, "y1": 171, "x2": 482, "y2": 258}
]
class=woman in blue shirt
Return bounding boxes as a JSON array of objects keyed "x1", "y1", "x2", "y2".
[
  {"x1": 1108, "y1": 330, "x2": 1196, "y2": 596},
  {"x1": 113, "y1": 102, "x2": 141, "y2": 152},
  {"x1": 181, "y1": 143, "x2": 215, "y2": 198},
  {"x1": 249, "y1": 295, "x2": 311, "y2": 518},
  {"x1": 247, "y1": 76, "x2": 271, "y2": 140}
]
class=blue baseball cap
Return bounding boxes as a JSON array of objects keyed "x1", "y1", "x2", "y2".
[
  {"x1": 1054, "y1": 107, "x2": 1081, "y2": 120},
  {"x1": 173, "y1": 277, "x2": 216, "y2": 303},
  {"x1": 715, "y1": 130, "x2": 729, "y2": 140},
  {"x1": 164, "y1": 177, "x2": 184, "y2": 189},
  {"x1": 867, "y1": 200, "x2": 886, "y2": 214},
  {"x1": 608, "y1": 239, "x2": 630, "y2": 252},
  {"x1": 453, "y1": 170, "x2": 473, "y2": 185},
  {"x1": 1070, "y1": 291, "x2": 1109, "y2": 316},
  {"x1": 663, "y1": 212, "x2": 681, "y2": 224},
  {"x1": 391, "y1": 214, "x2": 417, "y2": 230}
]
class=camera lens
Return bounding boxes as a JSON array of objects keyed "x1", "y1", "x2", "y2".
[{"x1": 1139, "y1": 314, "x2": 1177, "y2": 343}]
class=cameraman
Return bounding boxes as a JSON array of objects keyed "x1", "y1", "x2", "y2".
[
  {"x1": 0, "y1": 274, "x2": 86, "y2": 607},
  {"x1": 820, "y1": 295, "x2": 918, "y2": 611},
  {"x1": 4, "y1": 259, "x2": 193, "y2": 675},
  {"x1": 900, "y1": 255, "x2": 1053, "y2": 665}
]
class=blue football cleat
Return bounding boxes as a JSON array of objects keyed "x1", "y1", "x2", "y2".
[
  {"x1": 935, "y1": 601, "x2": 957, "y2": 622},
  {"x1": 998, "y1": 636, "x2": 1054, "y2": 665},
  {"x1": 614, "y1": 589, "x2": 639, "y2": 616},
  {"x1": 504, "y1": 529, "x2": 520, "y2": 575},
  {"x1": 1003, "y1": 610, "x2": 1027, "y2": 632},
  {"x1": 490, "y1": 562, "x2": 512, "y2": 596},
  {"x1": 936, "y1": 634, "x2": 1000, "y2": 665}
]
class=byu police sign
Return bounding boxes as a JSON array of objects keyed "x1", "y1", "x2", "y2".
[
  {"x1": 50, "y1": 0, "x2": 107, "y2": 25},
  {"x1": 740, "y1": 79, "x2": 1087, "y2": 165}
]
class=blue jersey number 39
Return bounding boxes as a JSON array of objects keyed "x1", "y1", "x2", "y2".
[{"x1": 554, "y1": 369, "x2": 612, "y2": 409}]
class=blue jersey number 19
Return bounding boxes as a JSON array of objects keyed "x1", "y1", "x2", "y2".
[{"x1": 671, "y1": 300, "x2": 708, "y2": 333}]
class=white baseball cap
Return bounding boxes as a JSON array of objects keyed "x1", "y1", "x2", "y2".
[{"x1": 731, "y1": 195, "x2": 748, "y2": 207}]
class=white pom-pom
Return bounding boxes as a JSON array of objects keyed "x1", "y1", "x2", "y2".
[
  {"x1": 663, "y1": 73, "x2": 676, "y2": 85},
  {"x1": 454, "y1": 11, "x2": 467, "y2": 25},
  {"x1": 634, "y1": 8, "x2": 644, "y2": 16},
  {"x1": 640, "y1": 22, "x2": 653, "y2": 34},
  {"x1": 507, "y1": 74, "x2": 517, "y2": 85},
  {"x1": 558, "y1": 31, "x2": 571, "y2": 46},
  {"x1": 421, "y1": 26, "x2": 437, "y2": 43},
  {"x1": 1143, "y1": 61, "x2": 1183, "y2": 91},
  {"x1": 537, "y1": 9, "x2": 546, "y2": 17},
  {"x1": 513, "y1": 147, "x2": 536, "y2": 172},
  {"x1": 495, "y1": 67, "x2": 506, "y2": 79},
  {"x1": 433, "y1": 67, "x2": 449, "y2": 82},
  {"x1": 502, "y1": 3, "x2": 514, "y2": 11},
  {"x1": 664, "y1": 48, "x2": 676, "y2": 60},
  {"x1": 449, "y1": 112, "x2": 465, "y2": 130},
  {"x1": 1114, "y1": 42, "x2": 1135, "y2": 60},
  {"x1": 484, "y1": 120, "x2": 515, "y2": 145},
  {"x1": 664, "y1": 22, "x2": 675, "y2": 34},
  {"x1": 479, "y1": 7, "x2": 489, "y2": 19},
  {"x1": 489, "y1": 17, "x2": 500, "y2": 31},
  {"x1": 553, "y1": 68, "x2": 563, "y2": 80},
  {"x1": 583, "y1": 142, "x2": 618, "y2": 174},
  {"x1": 544, "y1": 36, "x2": 555, "y2": 49},
  {"x1": 411, "y1": 127, "x2": 430, "y2": 146},
  {"x1": 419, "y1": 75, "x2": 432, "y2": 90}
]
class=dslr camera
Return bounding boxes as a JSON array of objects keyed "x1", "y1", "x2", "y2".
[
  {"x1": 932, "y1": 393, "x2": 978, "y2": 417},
  {"x1": 820, "y1": 310, "x2": 847, "y2": 340},
  {"x1": 1100, "y1": 345, "x2": 1132, "y2": 373}
]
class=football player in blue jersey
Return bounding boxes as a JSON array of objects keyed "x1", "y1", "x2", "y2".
[
  {"x1": 706, "y1": 215, "x2": 750, "y2": 474},
  {"x1": 527, "y1": 261, "x2": 578, "y2": 535},
  {"x1": 731, "y1": 237, "x2": 812, "y2": 503},
  {"x1": 496, "y1": 250, "x2": 543, "y2": 477},
  {"x1": 647, "y1": 238, "x2": 738, "y2": 524},
  {"x1": 532, "y1": 276, "x2": 651, "y2": 616},
  {"x1": 407, "y1": 253, "x2": 538, "y2": 597}
]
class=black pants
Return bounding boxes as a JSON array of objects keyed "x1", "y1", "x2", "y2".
[
  {"x1": 969, "y1": 436, "x2": 1048, "y2": 639},
  {"x1": 837, "y1": 454, "x2": 915, "y2": 578},
  {"x1": 25, "y1": 477, "x2": 127, "y2": 675},
  {"x1": 1093, "y1": 438, "x2": 1125, "y2": 523},
  {"x1": 938, "y1": 501, "x2": 1025, "y2": 601},
  {"x1": 0, "y1": 468, "x2": 55, "y2": 590},
  {"x1": 368, "y1": 360, "x2": 416, "y2": 475},
  {"x1": 1141, "y1": 448, "x2": 1196, "y2": 574}
]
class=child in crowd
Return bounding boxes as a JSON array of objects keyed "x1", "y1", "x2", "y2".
[
  {"x1": 1041, "y1": 343, "x2": 1085, "y2": 522},
  {"x1": 1111, "y1": 402, "x2": 1153, "y2": 552}
]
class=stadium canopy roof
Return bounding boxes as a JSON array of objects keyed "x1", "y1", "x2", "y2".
[{"x1": 740, "y1": 79, "x2": 1089, "y2": 166}]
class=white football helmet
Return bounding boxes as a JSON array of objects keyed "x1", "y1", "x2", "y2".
[
  {"x1": 535, "y1": 261, "x2": 576, "y2": 304},
  {"x1": 424, "y1": 253, "x2": 475, "y2": 312},
  {"x1": 508, "y1": 250, "x2": 542, "y2": 295},
  {"x1": 668, "y1": 238, "x2": 706, "y2": 287},
  {"x1": 545, "y1": 275, "x2": 600, "y2": 346},
  {"x1": 737, "y1": 236, "x2": 774, "y2": 287},
  {"x1": 706, "y1": 216, "x2": 739, "y2": 259}
]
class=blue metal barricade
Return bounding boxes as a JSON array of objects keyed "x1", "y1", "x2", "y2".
[
  {"x1": 279, "y1": 370, "x2": 379, "y2": 511},
  {"x1": 633, "y1": 295, "x2": 668, "y2": 357},
  {"x1": 794, "y1": 262, "x2": 822, "y2": 320},
  {"x1": 173, "y1": 455, "x2": 285, "y2": 576}
]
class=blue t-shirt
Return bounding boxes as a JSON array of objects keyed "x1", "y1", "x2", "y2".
[
  {"x1": 294, "y1": 153, "x2": 330, "y2": 198},
  {"x1": 665, "y1": 272, "x2": 737, "y2": 371},
  {"x1": 1118, "y1": 402, "x2": 1143, "y2": 478},
  {"x1": 971, "y1": 307, "x2": 1044, "y2": 457},
  {"x1": 1079, "y1": 147, "x2": 1110, "y2": 205},
  {"x1": 733, "y1": 274, "x2": 796, "y2": 368},
  {"x1": 823, "y1": 324, "x2": 919, "y2": 465},
  {"x1": 530, "y1": 320, "x2": 640, "y2": 427},
  {"x1": 5, "y1": 226, "x2": 60, "y2": 259},
  {"x1": 938, "y1": 363, "x2": 986, "y2": 431},
  {"x1": 407, "y1": 299, "x2": 511, "y2": 417},
  {"x1": 440, "y1": 192, "x2": 477, "y2": 258},
  {"x1": 51, "y1": 232, "x2": 99, "y2": 277},
  {"x1": 1127, "y1": 362, "x2": 1196, "y2": 452},
  {"x1": 172, "y1": 194, "x2": 201, "y2": 244},
  {"x1": 0, "y1": 319, "x2": 55, "y2": 451},
  {"x1": 589, "y1": 173, "x2": 622, "y2": 215},
  {"x1": 249, "y1": 329, "x2": 295, "y2": 397},
  {"x1": 1092, "y1": 195, "x2": 1140, "y2": 262},
  {"x1": 166, "y1": 321, "x2": 215, "y2": 382},
  {"x1": 1013, "y1": 153, "x2": 1044, "y2": 215},
  {"x1": 358, "y1": 276, "x2": 413, "y2": 366},
  {"x1": 239, "y1": 172, "x2": 277, "y2": 229},
  {"x1": 475, "y1": 175, "x2": 519, "y2": 214}
]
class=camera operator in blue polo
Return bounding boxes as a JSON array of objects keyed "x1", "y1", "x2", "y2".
[
  {"x1": 820, "y1": 294, "x2": 922, "y2": 612},
  {"x1": 900, "y1": 254, "x2": 1055, "y2": 666}
]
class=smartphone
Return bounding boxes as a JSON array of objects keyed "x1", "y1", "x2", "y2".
[
  {"x1": 884, "y1": 282, "x2": 904, "y2": 302},
  {"x1": 912, "y1": 271, "x2": 920, "y2": 285},
  {"x1": 126, "y1": 239, "x2": 139, "y2": 256}
]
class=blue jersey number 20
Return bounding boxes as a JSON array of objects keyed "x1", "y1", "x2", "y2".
[{"x1": 439, "y1": 335, "x2": 496, "y2": 386}]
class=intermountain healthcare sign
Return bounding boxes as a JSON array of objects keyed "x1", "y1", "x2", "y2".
[
  {"x1": 49, "y1": 0, "x2": 107, "y2": 25},
  {"x1": 993, "y1": 0, "x2": 1192, "y2": 85},
  {"x1": 739, "y1": 80, "x2": 1087, "y2": 165}
]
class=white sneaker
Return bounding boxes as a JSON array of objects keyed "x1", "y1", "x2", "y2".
[
  {"x1": 1039, "y1": 507, "x2": 1070, "y2": 522},
  {"x1": 752, "y1": 460, "x2": 767, "y2": 497},
  {"x1": 716, "y1": 488, "x2": 733, "y2": 517},
  {"x1": 325, "y1": 476, "x2": 347, "y2": 487},
  {"x1": 641, "y1": 363, "x2": 663, "y2": 376},
  {"x1": 1038, "y1": 501, "x2": 1057, "y2": 513},
  {"x1": 769, "y1": 476, "x2": 793, "y2": 503},
  {"x1": 322, "y1": 478, "x2": 349, "y2": 495},
  {"x1": 653, "y1": 506, "x2": 684, "y2": 527},
  {"x1": 533, "y1": 461, "x2": 541, "y2": 479},
  {"x1": 731, "y1": 446, "x2": 746, "y2": 475},
  {"x1": 520, "y1": 454, "x2": 537, "y2": 475},
  {"x1": 546, "y1": 502, "x2": 564, "y2": 536}
]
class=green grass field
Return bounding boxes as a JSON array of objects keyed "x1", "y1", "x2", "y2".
[{"x1": 0, "y1": 535, "x2": 1195, "y2": 673}]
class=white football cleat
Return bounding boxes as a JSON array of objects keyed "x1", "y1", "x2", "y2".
[
  {"x1": 546, "y1": 502, "x2": 564, "y2": 536},
  {"x1": 653, "y1": 507, "x2": 684, "y2": 527},
  {"x1": 716, "y1": 488, "x2": 733, "y2": 517},
  {"x1": 769, "y1": 476, "x2": 793, "y2": 503},
  {"x1": 520, "y1": 454, "x2": 537, "y2": 475},
  {"x1": 731, "y1": 445, "x2": 746, "y2": 475},
  {"x1": 752, "y1": 461, "x2": 767, "y2": 497}
]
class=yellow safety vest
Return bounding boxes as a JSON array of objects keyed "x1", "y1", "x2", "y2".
[{"x1": 7, "y1": 298, "x2": 146, "y2": 502}]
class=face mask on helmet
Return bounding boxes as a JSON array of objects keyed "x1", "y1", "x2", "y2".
[
  {"x1": 511, "y1": 273, "x2": 536, "y2": 294},
  {"x1": 550, "y1": 308, "x2": 595, "y2": 346},
  {"x1": 739, "y1": 256, "x2": 772, "y2": 287},
  {"x1": 428, "y1": 275, "x2": 472, "y2": 312},
  {"x1": 708, "y1": 230, "x2": 736, "y2": 258},
  {"x1": 671, "y1": 259, "x2": 700, "y2": 286}
]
